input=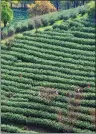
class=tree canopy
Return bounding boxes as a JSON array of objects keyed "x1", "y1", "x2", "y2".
[
  {"x1": 27, "y1": 0, "x2": 56, "y2": 17},
  {"x1": 1, "y1": 1, "x2": 13, "y2": 27}
]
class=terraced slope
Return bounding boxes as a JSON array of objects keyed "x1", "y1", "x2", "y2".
[{"x1": 1, "y1": 18, "x2": 95, "y2": 133}]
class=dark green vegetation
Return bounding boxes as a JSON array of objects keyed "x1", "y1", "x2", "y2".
[
  {"x1": 1, "y1": 17, "x2": 95, "y2": 132},
  {"x1": 1, "y1": 3, "x2": 90, "y2": 39},
  {"x1": 1, "y1": 1, "x2": 13, "y2": 27},
  {"x1": 1, "y1": 1, "x2": 96, "y2": 133}
]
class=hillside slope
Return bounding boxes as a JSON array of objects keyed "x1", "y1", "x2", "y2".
[
  {"x1": 1, "y1": 1, "x2": 95, "y2": 39},
  {"x1": 1, "y1": 2, "x2": 96, "y2": 133}
]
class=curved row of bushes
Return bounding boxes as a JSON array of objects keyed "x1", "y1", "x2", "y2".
[
  {"x1": 1, "y1": 8, "x2": 95, "y2": 132},
  {"x1": 1, "y1": 4, "x2": 89, "y2": 39}
]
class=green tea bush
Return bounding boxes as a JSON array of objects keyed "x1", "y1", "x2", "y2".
[
  {"x1": 69, "y1": 21, "x2": 84, "y2": 28},
  {"x1": 15, "y1": 24, "x2": 22, "y2": 33},
  {"x1": 49, "y1": 18, "x2": 56, "y2": 25},
  {"x1": 59, "y1": 24, "x2": 69, "y2": 30},
  {"x1": 58, "y1": 14, "x2": 64, "y2": 20},
  {"x1": 21, "y1": 23, "x2": 28, "y2": 32},
  {"x1": 58, "y1": 15, "x2": 69, "y2": 20},
  {"x1": 28, "y1": 20, "x2": 35, "y2": 30},
  {"x1": 8, "y1": 26, "x2": 15, "y2": 36},
  {"x1": 70, "y1": 11, "x2": 77, "y2": 19},
  {"x1": 63, "y1": 15, "x2": 69, "y2": 20},
  {"x1": 41, "y1": 18, "x2": 49, "y2": 26},
  {"x1": 52, "y1": 24, "x2": 59, "y2": 29},
  {"x1": 81, "y1": 8, "x2": 87, "y2": 15},
  {"x1": 53, "y1": 23, "x2": 69, "y2": 31},
  {"x1": 1, "y1": 124, "x2": 23, "y2": 133},
  {"x1": 1, "y1": 28, "x2": 8, "y2": 39},
  {"x1": 44, "y1": 27, "x2": 53, "y2": 31}
]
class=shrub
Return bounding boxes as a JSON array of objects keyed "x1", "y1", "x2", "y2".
[
  {"x1": 59, "y1": 24, "x2": 68, "y2": 30},
  {"x1": 53, "y1": 23, "x2": 69, "y2": 30},
  {"x1": 37, "y1": 30, "x2": 44, "y2": 34},
  {"x1": 79, "y1": 6, "x2": 87, "y2": 16},
  {"x1": 59, "y1": 14, "x2": 69, "y2": 21},
  {"x1": 15, "y1": 24, "x2": 21, "y2": 33},
  {"x1": 69, "y1": 21, "x2": 84, "y2": 28},
  {"x1": 41, "y1": 18, "x2": 49, "y2": 26},
  {"x1": 87, "y1": 1, "x2": 95, "y2": 18},
  {"x1": 1, "y1": 28, "x2": 8, "y2": 39},
  {"x1": 70, "y1": 25, "x2": 83, "y2": 31},
  {"x1": 70, "y1": 26, "x2": 77, "y2": 31},
  {"x1": 81, "y1": 9, "x2": 87, "y2": 16},
  {"x1": 44, "y1": 27, "x2": 53, "y2": 31},
  {"x1": 8, "y1": 26, "x2": 15, "y2": 36},
  {"x1": 28, "y1": 20, "x2": 35, "y2": 30},
  {"x1": 5, "y1": 39, "x2": 13, "y2": 50},
  {"x1": 21, "y1": 23, "x2": 28, "y2": 32},
  {"x1": 54, "y1": 28, "x2": 61, "y2": 31},
  {"x1": 52, "y1": 24, "x2": 59, "y2": 29},
  {"x1": 49, "y1": 18, "x2": 56, "y2": 25},
  {"x1": 63, "y1": 16, "x2": 69, "y2": 20},
  {"x1": 70, "y1": 13, "x2": 77, "y2": 19},
  {"x1": 58, "y1": 14, "x2": 64, "y2": 20}
]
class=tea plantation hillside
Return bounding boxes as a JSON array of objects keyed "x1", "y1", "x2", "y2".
[{"x1": 1, "y1": 2, "x2": 96, "y2": 133}]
